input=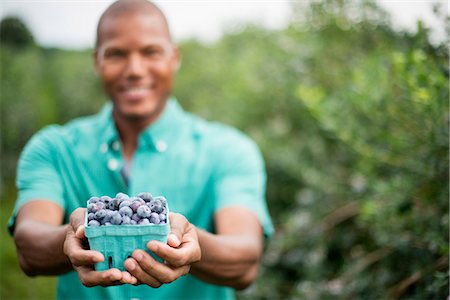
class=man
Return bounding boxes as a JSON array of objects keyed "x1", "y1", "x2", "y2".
[{"x1": 9, "y1": 0, "x2": 273, "y2": 299}]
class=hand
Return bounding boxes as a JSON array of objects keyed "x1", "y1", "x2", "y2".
[
  {"x1": 63, "y1": 208, "x2": 138, "y2": 287},
  {"x1": 124, "y1": 212, "x2": 201, "y2": 287}
]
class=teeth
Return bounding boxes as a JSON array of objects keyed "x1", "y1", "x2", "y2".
[{"x1": 125, "y1": 87, "x2": 148, "y2": 93}]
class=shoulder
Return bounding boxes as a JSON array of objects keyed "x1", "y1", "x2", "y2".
[
  {"x1": 188, "y1": 113, "x2": 258, "y2": 149},
  {"x1": 63, "y1": 113, "x2": 105, "y2": 142},
  {"x1": 23, "y1": 112, "x2": 103, "y2": 154},
  {"x1": 185, "y1": 113, "x2": 264, "y2": 168}
]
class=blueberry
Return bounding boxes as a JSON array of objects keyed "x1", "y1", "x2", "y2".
[
  {"x1": 88, "y1": 220, "x2": 100, "y2": 227},
  {"x1": 138, "y1": 218, "x2": 150, "y2": 225},
  {"x1": 137, "y1": 205, "x2": 151, "y2": 218},
  {"x1": 154, "y1": 196, "x2": 167, "y2": 207},
  {"x1": 108, "y1": 198, "x2": 120, "y2": 210},
  {"x1": 129, "y1": 196, "x2": 143, "y2": 203},
  {"x1": 130, "y1": 200, "x2": 143, "y2": 213},
  {"x1": 149, "y1": 212, "x2": 160, "y2": 224},
  {"x1": 100, "y1": 196, "x2": 112, "y2": 204},
  {"x1": 158, "y1": 213, "x2": 166, "y2": 222},
  {"x1": 95, "y1": 209, "x2": 107, "y2": 220},
  {"x1": 119, "y1": 206, "x2": 133, "y2": 217},
  {"x1": 138, "y1": 198, "x2": 146, "y2": 205},
  {"x1": 115, "y1": 192, "x2": 129, "y2": 200},
  {"x1": 87, "y1": 203, "x2": 97, "y2": 213},
  {"x1": 121, "y1": 216, "x2": 131, "y2": 225},
  {"x1": 131, "y1": 213, "x2": 141, "y2": 223},
  {"x1": 96, "y1": 202, "x2": 106, "y2": 210},
  {"x1": 119, "y1": 200, "x2": 132, "y2": 209},
  {"x1": 152, "y1": 200, "x2": 163, "y2": 213},
  {"x1": 148, "y1": 199, "x2": 156, "y2": 210},
  {"x1": 88, "y1": 212, "x2": 96, "y2": 221},
  {"x1": 104, "y1": 209, "x2": 114, "y2": 222},
  {"x1": 137, "y1": 192, "x2": 153, "y2": 202},
  {"x1": 110, "y1": 211, "x2": 122, "y2": 225},
  {"x1": 88, "y1": 196, "x2": 100, "y2": 204}
]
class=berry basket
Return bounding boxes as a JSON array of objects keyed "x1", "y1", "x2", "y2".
[{"x1": 84, "y1": 202, "x2": 170, "y2": 271}]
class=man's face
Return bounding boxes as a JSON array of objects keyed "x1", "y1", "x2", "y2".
[{"x1": 95, "y1": 13, "x2": 179, "y2": 121}]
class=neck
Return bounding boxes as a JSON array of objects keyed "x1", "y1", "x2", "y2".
[{"x1": 112, "y1": 104, "x2": 167, "y2": 161}]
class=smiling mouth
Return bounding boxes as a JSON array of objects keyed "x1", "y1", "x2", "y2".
[{"x1": 121, "y1": 86, "x2": 153, "y2": 100}]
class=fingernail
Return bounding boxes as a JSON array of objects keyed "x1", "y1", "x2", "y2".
[
  {"x1": 75, "y1": 226, "x2": 84, "y2": 238},
  {"x1": 169, "y1": 233, "x2": 180, "y2": 245},
  {"x1": 128, "y1": 261, "x2": 135, "y2": 271},
  {"x1": 147, "y1": 241, "x2": 158, "y2": 252}
]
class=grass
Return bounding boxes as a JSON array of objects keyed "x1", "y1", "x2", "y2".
[{"x1": 0, "y1": 180, "x2": 56, "y2": 300}]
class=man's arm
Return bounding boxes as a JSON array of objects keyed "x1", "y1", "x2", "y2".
[
  {"x1": 13, "y1": 200, "x2": 72, "y2": 276},
  {"x1": 13, "y1": 201, "x2": 137, "y2": 286},
  {"x1": 189, "y1": 206, "x2": 263, "y2": 290},
  {"x1": 127, "y1": 206, "x2": 263, "y2": 290}
]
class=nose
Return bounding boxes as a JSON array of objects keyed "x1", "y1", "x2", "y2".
[{"x1": 124, "y1": 53, "x2": 145, "y2": 79}]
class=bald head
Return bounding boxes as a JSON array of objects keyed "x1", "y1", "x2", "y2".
[{"x1": 95, "y1": 0, "x2": 171, "y2": 49}]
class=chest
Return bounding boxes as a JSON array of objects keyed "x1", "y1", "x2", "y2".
[{"x1": 57, "y1": 141, "x2": 215, "y2": 228}]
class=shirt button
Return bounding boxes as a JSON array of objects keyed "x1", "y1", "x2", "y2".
[
  {"x1": 156, "y1": 140, "x2": 167, "y2": 152},
  {"x1": 100, "y1": 143, "x2": 108, "y2": 153},
  {"x1": 108, "y1": 158, "x2": 119, "y2": 171},
  {"x1": 112, "y1": 141, "x2": 121, "y2": 151}
]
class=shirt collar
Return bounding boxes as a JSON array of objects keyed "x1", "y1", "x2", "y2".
[
  {"x1": 99, "y1": 97, "x2": 185, "y2": 153},
  {"x1": 140, "y1": 97, "x2": 185, "y2": 152},
  {"x1": 98, "y1": 103, "x2": 117, "y2": 152}
]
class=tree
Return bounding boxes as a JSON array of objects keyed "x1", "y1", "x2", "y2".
[{"x1": 0, "y1": 16, "x2": 35, "y2": 48}]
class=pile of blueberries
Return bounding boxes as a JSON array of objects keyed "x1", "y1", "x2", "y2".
[{"x1": 87, "y1": 192, "x2": 168, "y2": 227}]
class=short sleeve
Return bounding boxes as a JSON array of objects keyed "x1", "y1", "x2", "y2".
[
  {"x1": 211, "y1": 127, "x2": 274, "y2": 238},
  {"x1": 8, "y1": 126, "x2": 66, "y2": 235}
]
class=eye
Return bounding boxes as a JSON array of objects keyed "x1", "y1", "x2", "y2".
[
  {"x1": 104, "y1": 49, "x2": 126, "y2": 59},
  {"x1": 142, "y1": 47, "x2": 163, "y2": 58}
]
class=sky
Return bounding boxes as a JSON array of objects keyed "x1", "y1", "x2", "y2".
[{"x1": 0, "y1": 1, "x2": 447, "y2": 49}]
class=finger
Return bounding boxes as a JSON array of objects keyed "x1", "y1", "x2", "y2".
[
  {"x1": 124, "y1": 257, "x2": 162, "y2": 288},
  {"x1": 147, "y1": 240, "x2": 198, "y2": 267},
  {"x1": 75, "y1": 225, "x2": 85, "y2": 239},
  {"x1": 132, "y1": 249, "x2": 190, "y2": 283},
  {"x1": 70, "y1": 208, "x2": 87, "y2": 231},
  {"x1": 167, "y1": 213, "x2": 187, "y2": 248},
  {"x1": 70, "y1": 249, "x2": 104, "y2": 267},
  {"x1": 64, "y1": 231, "x2": 104, "y2": 265},
  {"x1": 120, "y1": 271, "x2": 139, "y2": 285},
  {"x1": 76, "y1": 266, "x2": 123, "y2": 287},
  {"x1": 167, "y1": 233, "x2": 181, "y2": 248}
]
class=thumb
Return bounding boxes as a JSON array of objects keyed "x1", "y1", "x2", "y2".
[
  {"x1": 70, "y1": 208, "x2": 87, "y2": 237},
  {"x1": 75, "y1": 224, "x2": 86, "y2": 239},
  {"x1": 167, "y1": 212, "x2": 188, "y2": 248}
]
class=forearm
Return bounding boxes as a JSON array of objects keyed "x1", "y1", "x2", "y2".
[
  {"x1": 14, "y1": 220, "x2": 72, "y2": 276},
  {"x1": 190, "y1": 228, "x2": 262, "y2": 290}
]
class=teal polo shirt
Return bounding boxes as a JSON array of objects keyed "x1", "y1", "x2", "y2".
[{"x1": 9, "y1": 98, "x2": 273, "y2": 300}]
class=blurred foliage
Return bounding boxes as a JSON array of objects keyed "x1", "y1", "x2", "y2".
[
  {"x1": 1, "y1": 0, "x2": 448, "y2": 299},
  {"x1": 0, "y1": 178, "x2": 57, "y2": 299},
  {"x1": 0, "y1": 16, "x2": 35, "y2": 48}
]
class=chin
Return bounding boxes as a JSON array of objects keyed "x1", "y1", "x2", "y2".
[
  {"x1": 118, "y1": 102, "x2": 164, "y2": 121},
  {"x1": 112, "y1": 93, "x2": 168, "y2": 119},
  {"x1": 121, "y1": 109, "x2": 155, "y2": 120}
]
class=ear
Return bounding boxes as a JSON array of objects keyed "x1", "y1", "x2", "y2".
[
  {"x1": 92, "y1": 49, "x2": 101, "y2": 74},
  {"x1": 171, "y1": 45, "x2": 181, "y2": 72}
]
